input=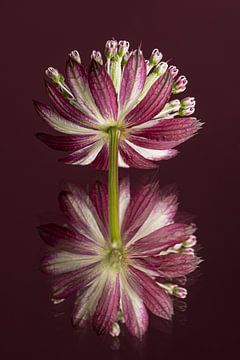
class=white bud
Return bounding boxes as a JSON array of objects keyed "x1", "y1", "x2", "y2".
[
  {"x1": 184, "y1": 235, "x2": 197, "y2": 248},
  {"x1": 91, "y1": 50, "x2": 103, "y2": 65},
  {"x1": 69, "y1": 50, "x2": 81, "y2": 64},
  {"x1": 173, "y1": 286, "x2": 188, "y2": 299},
  {"x1": 110, "y1": 322, "x2": 120, "y2": 337},
  {"x1": 150, "y1": 48, "x2": 163, "y2": 65}
]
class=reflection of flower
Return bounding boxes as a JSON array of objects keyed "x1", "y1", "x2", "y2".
[
  {"x1": 34, "y1": 39, "x2": 202, "y2": 169},
  {"x1": 39, "y1": 178, "x2": 200, "y2": 338}
]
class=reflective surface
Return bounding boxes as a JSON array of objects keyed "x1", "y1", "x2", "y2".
[{"x1": 2, "y1": 0, "x2": 238, "y2": 358}]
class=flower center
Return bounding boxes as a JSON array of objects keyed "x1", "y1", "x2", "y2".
[{"x1": 103, "y1": 246, "x2": 126, "y2": 271}]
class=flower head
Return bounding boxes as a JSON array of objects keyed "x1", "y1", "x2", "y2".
[
  {"x1": 39, "y1": 178, "x2": 200, "y2": 338},
  {"x1": 34, "y1": 39, "x2": 202, "y2": 169}
]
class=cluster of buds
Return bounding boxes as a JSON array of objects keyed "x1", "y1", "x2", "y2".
[
  {"x1": 160, "y1": 235, "x2": 197, "y2": 256},
  {"x1": 178, "y1": 97, "x2": 196, "y2": 116}
]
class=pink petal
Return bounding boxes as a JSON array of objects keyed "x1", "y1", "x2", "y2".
[
  {"x1": 93, "y1": 274, "x2": 120, "y2": 335},
  {"x1": 41, "y1": 251, "x2": 99, "y2": 275},
  {"x1": 130, "y1": 117, "x2": 202, "y2": 149},
  {"x1": 124, "y1": 140, "x2": 178, "y2": 161},
  {"x1": 58, "y1": 140, "x2": 104, "y2": 165},
  {"x1": 128, "y1": 265, "x2": 174, "y2": 320},
  {"x1": 36, "y1": 133, "x2": 96, "y2": 151},
  {"x1": 119, "y1": 49, "x2": 146, "y2": 113},
  {"x1": 126, "y1": 194, "x2": 179, "y2": 247},
  {"x1": 59, "y1": 185, "x2": 106, "y2": 245},
  {"x1": 38, "y1": 223, "x2": 99, "y2": 254},
  {"x1": 88, "y1": 60, "x2": 118, "y2": 121},
  {"x1": 34, "y1": 101, "x2": 96, "y2": 135},
  {"x1": 45, "y1": 80, "x2": 98, "y2": 126},
  {"x1": 72, "y1": 281, "x2": 99, "y2": 328},
  {"x1": 156, "y1": 253, "x2": 201, "y2": 278},
  {"x1": 129, "y1": 223, "x2": 196, "y2": 257},
  {"x1": 51, "y1": 262, "x2": 100, "y2": 299},
  {"x1": 121, "y1": 287, "x2": 149, "y2": 338},
  {"x1": 65, "y1": 57, "x2": 101, "y2": 119},
  {"x1": 125, "y1": 70, "x2": 173, "y2": 127},
  {"x1": 89, "y1": 181, "x2": 108, "y2": 233},
  {"x1": 90, "y1": 143, "x2": 109, "y2": 170},
  {"x1": 121, "y1": 179, "x2": 160, "y2": 242},
  {"x1": 119, "y1": 140, "x2": 157, "y2": 169}
]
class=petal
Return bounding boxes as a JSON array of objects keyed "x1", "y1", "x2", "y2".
[
  {"x1": 34, "y1": 101, "x2": 96, "y2": 135},
  {"x1": 90, "y1": 143, "x2": 109, "y2": 170},
  {"x1": 156, "y1": 253, "x2": 201, "y2": 278},
  {"x1": 93, "y1": 273, "x2": 120, "y2": 335},
  {"x1": 41, "y1": 250, "x2": 99, "y2": 275},
  {"x1": 45, "y1": 80, "x2": 98, "y2": 126},
  {"x1": 121, "y1": 179, "x2": 160, "y2": 242},
  {"x1": 124, "y1": 140, "x2": 178, "y2": 160},
  {"x1": 51, "y1": 262, "x2": 100, "y2": 300},
  {"x1": 36, "y1": 133, "x2": 97, "y2": 151},
  {"x1": 130, "y1": 117, "x2": 202, "y2": 149},
  {"x1": 121, "y1": 281, "x2": 149, "y2": 338},
  {"x1": 119, "y1": 176, "x2": 130, "y2": 229},
  {"x1": 125, "y1": 70, "x2": 173, "y2": 126},
  {"x1": 128, "y1": 265, "x2": 173, "y2": 320},
  {"x1": 72, "y1": 280, "x2": 100, "y2": 328},
  {"x1": 119, "y1": 49, "x2": 146, "y2": 114},
  {"x1": 89, "y1": 181, "x2": 108, "y2": 233},
  {"x1": 88, "y1": 60, "x2": 118, "y2": 121},
  {"x1": 58, "y1": 140, "x2": 104, "y2": 165},
  {"x1": 129, "y1": 223, "x2": 196, "y2": 257},
  {"x1": 126, "y1": 191, "x2": 178, "y2": 247},
  {"x1": 38, "y1": 223, "x2": 99, "y2": 254},
  {"x1": 59, "y1": 185, "x2": 106, "y2": 245},
  {"x1": 119, "y1": 140, "x2": 157, "y2": 169},
  {"x1": 66, "y1": 57, "x2": 104, "y2": 121}
]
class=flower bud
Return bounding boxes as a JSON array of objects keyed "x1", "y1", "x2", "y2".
[
  {"x1": 183, "y1": 235, "x2": 197, "y2": 248},
  {"x1": 118, "y1": 40, "x2": 130, "y2": 57},
  {"x1": 109, "y1": 322, "x2": 120, "y2": 337},
  {"x1": 154, "y1": 61, "x2": 168, "y2": 76},
  {"x1": 173, "y1": 286, "x2": 188, "y2": 299},
  {"x1": 45, "y1": 67, "x2": 62, "y2": 83},
  {"x1": 169, "y1": 65, "x2": 179, "y2": 79},
  {"x1": 105, "y1": 39, "x2": 118, "y2": 58},
  {"x1": 68, "y1": 50, "x2": 81, "y2": 64},
  {"x1": 182, "y1": 247, "x2": 195, "y2": 255},
  {"x1": 181, "y1": 97, "x2": 196, "y2": 108},
  {"x1": 149, "y1": 48, "x2": 163, "y2": 66},
  {"x1": 91, "y1": 50, "x2": 103, "y2": 65},
  {"x1": 122, "y1": 51, "x2": 131, "y2": 66},
  {"x1": 172, "y1": 75, "x2": 188, "y2": 94},
  {"x1": 179, "y1": 107, "x2": 195, "y2": 116}
]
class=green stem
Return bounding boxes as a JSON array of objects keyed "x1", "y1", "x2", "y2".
[{"x1": 108, "y1": 126, "x2": 121, "y2": 248}]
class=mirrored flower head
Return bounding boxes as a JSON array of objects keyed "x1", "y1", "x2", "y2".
[
  {"x1": 39, "y1": 177, "x2": 201, "y2": 338},
  {"x1": 34, "y1": 39, "x2": 202, "y2": 169}
]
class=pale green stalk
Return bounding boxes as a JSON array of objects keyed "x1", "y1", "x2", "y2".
[{"x1": 108, "y1": 126, "x2": 121, "y2": 248}]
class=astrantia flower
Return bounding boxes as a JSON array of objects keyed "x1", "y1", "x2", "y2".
[
  {"x1": 34, "y1": 39, "x2": 202, "y2": 169},
  {"x1": 39, "y1": 178, "x2": 200, "y2": 338}
]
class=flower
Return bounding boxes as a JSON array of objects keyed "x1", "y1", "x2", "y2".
[
  {"x1": 34, "y1": 39, "x2": 202, "y2": 169},
  {"x1": 38, "y1": 177, "x2": 201, "y2": 338}
]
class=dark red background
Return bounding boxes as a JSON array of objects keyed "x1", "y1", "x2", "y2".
[{"x1": 2, "y1": 0, "x2": 239, "y2": 358}]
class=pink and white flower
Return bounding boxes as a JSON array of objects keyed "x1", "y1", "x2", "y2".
[
  {"x1": 39, "y1": 178, "x2": 200, "y2": 338},
  {"x1": 34, "y1": 39, "x2": 202, "y2": 169}
]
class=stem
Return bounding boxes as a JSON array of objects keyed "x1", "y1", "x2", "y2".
[{"x1": 108, "y1": 126, "x2": 121, "y2": 248}]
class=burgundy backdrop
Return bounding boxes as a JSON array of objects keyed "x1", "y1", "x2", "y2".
[{"x1": 2, "y1": 0, "x2": 239, "y2": 358}]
